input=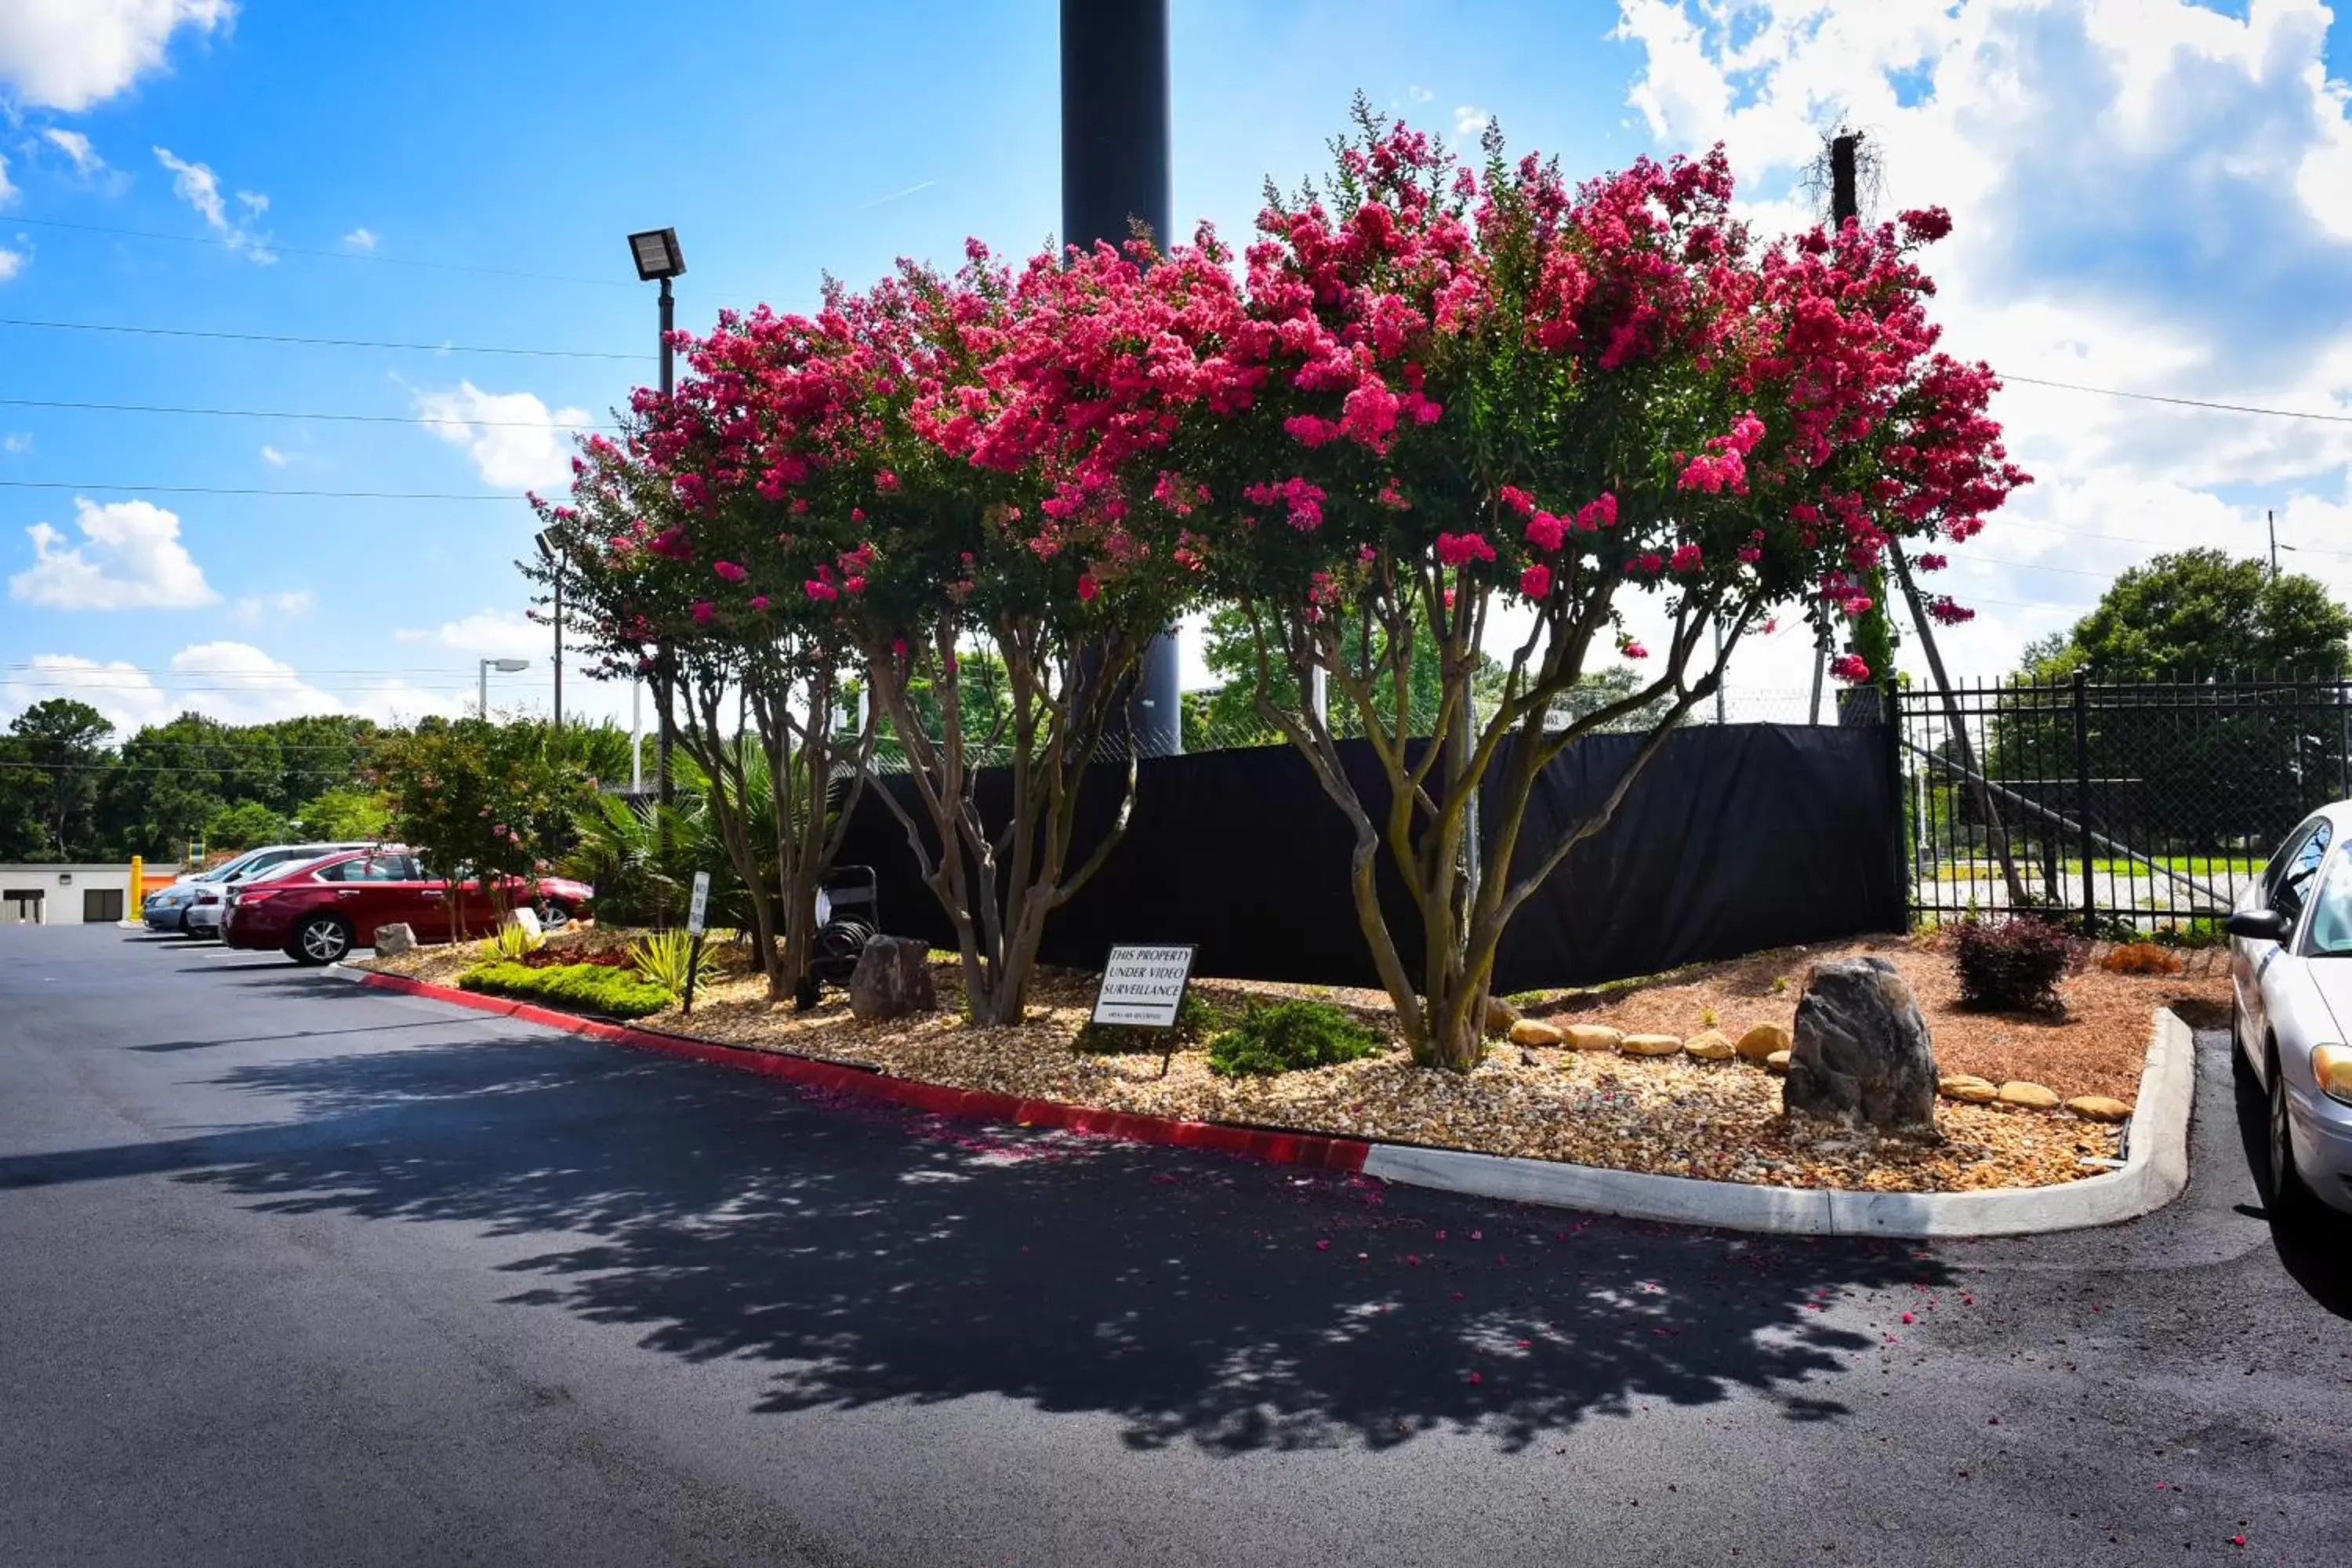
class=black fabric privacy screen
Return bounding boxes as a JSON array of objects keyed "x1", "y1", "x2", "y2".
[{"x1": 830, "y1": 721, "x2": 1901, "y2": 993}]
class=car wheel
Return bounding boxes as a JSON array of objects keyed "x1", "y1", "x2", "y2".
[
  {"x1": 2266, "y1": 1040, "x2": 2314, "y2": 1221},
  {"x1": 289, "y1": 915, "x2": 354, "y2": 967},
  {"x1": 541, "y1": 902, "x2": 572, "y2": 930}
]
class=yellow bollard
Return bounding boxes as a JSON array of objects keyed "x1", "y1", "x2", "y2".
[{"x1": 129, "y1": 855, "x2": 143, "y2": 924}]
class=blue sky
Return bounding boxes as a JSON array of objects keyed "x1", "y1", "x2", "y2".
[{"x1": 2, "y1": 0, "x2": 2349, "y2": 731}]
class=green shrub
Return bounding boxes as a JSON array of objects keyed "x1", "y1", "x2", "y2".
[
  {"x1": 632, "y1": 928, "x2": 698, "y2": 993},
  {"x1": 459, "y1": 960, "x2": 675, "y2": 1019},
  {"x1": 1075, "y1": 989, "x2": 1222, "y2": 1054},
  {"x1": 2151, "y1": 917, "x2": 2225, "y2": 950},
  {"x1": 1206, "y1": 1000, "x2": 1385, "y2": 1078},
  {"x1": 1953, "y1": 916, "x2": 2073, "y2": 1012}
]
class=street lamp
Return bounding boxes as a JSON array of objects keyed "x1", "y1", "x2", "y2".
[
  {"x1": 535, "y1": 528, "x2": 564, "y2": 731},
  {"x1": 479, "y1": 657, "x2": 529, "y2": 719},
  {"x1": 626, "y1": 227, "x2": 685, "y2": 810}
]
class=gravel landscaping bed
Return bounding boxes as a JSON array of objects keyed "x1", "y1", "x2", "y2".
[{"x1": 361, "y1": 928, "x2": 2224, "y2": 1195}]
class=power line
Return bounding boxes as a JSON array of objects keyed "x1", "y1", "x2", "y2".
[
  {"x1": 2000, "y1": 374, "x2": 2352, "y2": 426},
  {"x1": 0, "y1": 395, "x2": 619, "y2": 430},
  {"x1": 0, "y1": 481, "x2": 522, "y2": 501},
  {"x1": 1994, "y1": 516, "x2": 2352, "y2": 562},
  {"x1": 2, "y1": 215, "x2": 634, "y2": 289},
  {"x1": 0, "y1": 317, "x2": 649, "y2": 361}
]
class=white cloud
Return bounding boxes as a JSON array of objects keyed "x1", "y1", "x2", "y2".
[
  {"x1": 412, "y1": 381, "x2": 593, "y2": 490},
  {"x1": 0, "y1": 654, "x2": 174, "y2": 731},
  {"x1": 41, "y1": 127, "x2": 103, "y2": 175},
  {"x1": 2, "y1": 432, "x2": 28, "y2": 453},
  {"x1": 161, "y1": 641, "x2": 348, "y2": 725},
  {"x1": 1613, "y1": 0, "x2": 2352, "y2": 678},
  {"x1": 394, "y1": 608, "x2": 544, "y2": 661},
  {"x1": 1453, "y1": 104, "x2": 1490, "y2": 140},
  {"x1": 0, "y1": 248, "x2": 20, "y2": 283},
  {"x1": 9, "y1": 496, "x2": 217, "y2": 610},
  {"x1": 152, "y1": 145, "x2": 274, "y2": 262},
  {"x1": 258, "y1": 444, "x2": 290, "y2": 468},
  {"x1": 229, "y1": 589, "x2": 314, "y2": 626},
  {"x1": 1406, "y1": 84, "x2": 1434, "y2": 104},
  {"x1": 0, "y1": 151, "x2": 14, "y2": 208},
  {"x1": 0, "y1": 0, "x2": 234, "y2": 111},
  {"x1": 342, "y1": 226, "x2": 376, "y2": 251}
]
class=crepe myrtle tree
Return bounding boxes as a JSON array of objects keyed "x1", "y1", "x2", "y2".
[
  {"x1": 528, "y1": 426, "x2": 877, "y2": 1003},
  {"x1": 1149, "y1": 107, "x2": 2024, "y2": 1070},
  {"x1": 773, "y1": 255, "x2": 1209, "y2": 1026}
]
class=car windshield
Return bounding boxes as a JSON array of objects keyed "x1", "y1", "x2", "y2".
[{"x1": 2307, "y1": 851, "x2": 2352, "y2": 956}]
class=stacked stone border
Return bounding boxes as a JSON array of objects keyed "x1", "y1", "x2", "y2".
[{"x1": 336, "y1": 966, "x2": 2193, "y2": 1238}]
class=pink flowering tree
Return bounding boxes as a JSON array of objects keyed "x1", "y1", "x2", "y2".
[
  {"x1": 528, "y1": 412, "x2": 877, "y2": 1002},
  {"x1": 1156, "y1": 107, "x2": 2025, "y2": 1070},
  {"x1": 597, "y1": 259, "x2": 1205, "y2": 1027}
]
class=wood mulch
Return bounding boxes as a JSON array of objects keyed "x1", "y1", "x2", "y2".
[{"x1": 361, "y1": 927, "x2": 2226, "y2": 1195}]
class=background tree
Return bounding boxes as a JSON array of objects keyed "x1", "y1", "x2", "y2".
[
  {"x1": 2019, "y1": 549, "x2": 2350, "y2": 680},
  {"x1": 2, "y1": 700, "x2": 114, "y2": 860},
  {"x1": 1997, "y1": 550, "x2": 2352, "y2": 855},
  {"x1": 369, "y1": 718, "x2": 596, "y2": 928}
]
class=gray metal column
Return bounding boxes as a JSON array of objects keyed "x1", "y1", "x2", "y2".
[{"x1": 1062, "y1": 0, "x2": 1182, "y2": 755}]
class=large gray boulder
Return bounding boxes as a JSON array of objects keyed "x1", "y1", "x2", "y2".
[
  {"x1": 1783, "y1": 956, "x2": 1939, "y2": 1136},
  {"x1": 848, "y1": 935, "x2": 937, "y2": 1022},
  {"x1": 373, "y1": 923, "x2": 416, "y2": 959}
]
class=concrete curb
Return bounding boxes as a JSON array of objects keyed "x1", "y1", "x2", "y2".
[
  {"x1": 330, "y1": 964, "x2": 2194, "y2": 1238},
  {"x1": 1363, "y1": 1008, "x2": 2197, "y2": 1237}
]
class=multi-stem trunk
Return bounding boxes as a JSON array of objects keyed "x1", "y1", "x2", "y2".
[
  {"x1": 1249, "y1": 569, "x2": 1739, "y2": 1072},
  {"x1": 862, "y1": 619, "x2": 1140, "y2": 1028}
]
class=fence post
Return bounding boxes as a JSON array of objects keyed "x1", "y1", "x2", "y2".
[
  {"x1": 2073, "y1": 670, "x2": 2096, "y2": 934},
  {"x1": 1883, "y1": 677, "x2": 1908, "y2": 931}
]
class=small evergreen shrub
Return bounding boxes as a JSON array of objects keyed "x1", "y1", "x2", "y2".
[
  {"x1": 459, "y1": 960, "x2": 675, "y2": 1019},
  {"x1": 2151, "y1": 918, "x2": 2224, "y2": 950},
  {"x1": 1206, "y1": 1000, "x2": 1385, "y2": 1078},
  {"x1": 1953, "y1": 916, "x2": 2072, "y2": 1012},
  {"x1": 1075, "y1": 988, "x2": 1221, "y2": 1054}
]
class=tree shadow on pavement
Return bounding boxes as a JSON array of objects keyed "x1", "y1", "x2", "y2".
[{"x1": 0, "y1": 1034, "x2": 1951, "y2": 1454}]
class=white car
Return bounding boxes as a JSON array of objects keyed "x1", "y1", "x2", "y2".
[{"x1": 2228, "y1": 802, "x2": 2352, "y2": 1219}]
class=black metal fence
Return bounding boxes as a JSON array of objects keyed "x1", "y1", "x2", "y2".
[{"x1": 1896, "y1": 674, "x2": 2352, "y2": 934}]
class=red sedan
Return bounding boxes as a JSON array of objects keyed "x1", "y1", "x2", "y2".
[{"x1": 220, "y1": 848, "x2": 594, "y2": 965}]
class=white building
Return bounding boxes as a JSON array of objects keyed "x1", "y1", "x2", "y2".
[{"x1": 0, "y1": 864, "x2": 178, "y2": 926}]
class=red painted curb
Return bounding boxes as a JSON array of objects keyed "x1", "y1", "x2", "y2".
[{"x1": 355, "y1": 971, "x2": 1371, "y2": 1174}]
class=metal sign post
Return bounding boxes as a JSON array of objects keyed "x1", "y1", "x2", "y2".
[{"x1": 683, "y1": 870, "x2": 710, "y2": 1014}]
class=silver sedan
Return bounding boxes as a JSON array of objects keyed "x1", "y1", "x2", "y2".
[{"x1": 2229, "y1": 802, "x2": 2352, "y2": 1220}]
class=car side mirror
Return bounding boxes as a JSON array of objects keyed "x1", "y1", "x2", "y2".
[{"x1": 2227, "y1": 908, "x2": 2291, "y2": 942}]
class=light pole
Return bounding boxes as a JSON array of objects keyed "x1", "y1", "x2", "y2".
[
  {"x1": 479, "y1": 657, "x2": 529, "y2": 719},
  {"x1": 534, "y1": 528, "x2": 564, "y2": 730},
  {"x1": 626, "y1": 227, "x2": 686, "y2": 808}
]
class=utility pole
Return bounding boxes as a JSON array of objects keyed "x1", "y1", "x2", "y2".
[{"x1": 2269, "y1": 509, "x2": 2279, "y2": 579}]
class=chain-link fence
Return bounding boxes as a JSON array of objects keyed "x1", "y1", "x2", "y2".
[{"x1": 1899, "y1": 675, "x2": 2352, "y2": 934}]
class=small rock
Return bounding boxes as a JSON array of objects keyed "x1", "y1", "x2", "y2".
[
  {"x1": 1736, "y1": 1022, "x2": 1791, "y2": 1062},
  {"x1": 1621, "y1": 1033, "x2": 1682, "y2": 1057},
  {"x1": 374, "y1": 922, "x2": 416, "y2": 959},
  {"x1": 848, "y1": 935, "x2": 938, "y2": 1022},
  {"x1": 1939, "y1": 1074, "x2": 1998, "y2": 1104},
  {"x1": 1683, "y1": 1029, "x2": 1735, "y2": 1061},
  {"x1": 1563, "y1": 1024, "x2": 1623, "y2": 1052},
  {"x1": 1509, "y1": 1019, "x2": 1564, "y2": 1047},
  {"x1": 2065, "y1": 1094, "x2": 2132, "y2": 1123},
  {"x1": 1765, "y1": 1049, "x2": 1792, "y2": 1075},
  {"x1": 1486, "y1": 996, "x2": 1523, "y2": 1036},
  {"x1": 1995, "y1": 1080, "x2": 2060, "y2": 1110}
]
